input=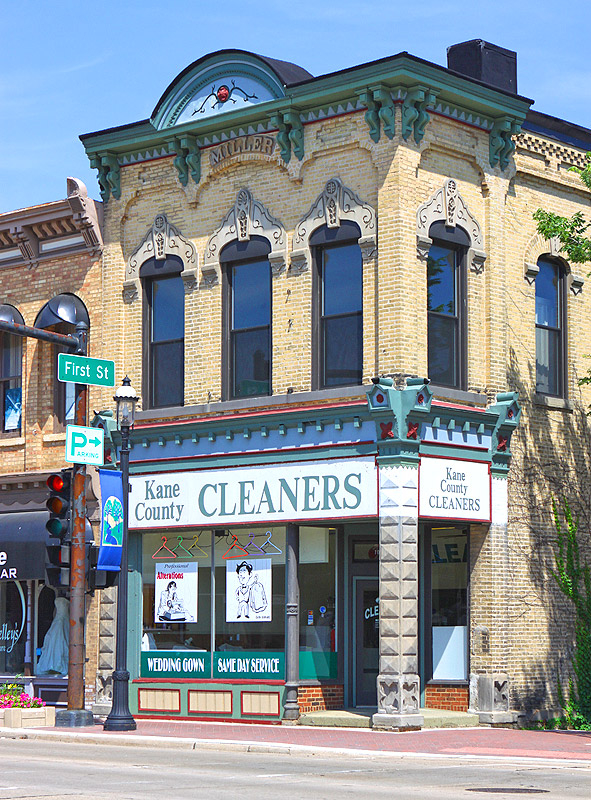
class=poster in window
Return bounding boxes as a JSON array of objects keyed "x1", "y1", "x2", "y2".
[
  {"x1": 226, "y1": 558, "x2": 272, "y2": 623},
  {"x1": 4, "y1": 387, "x2": 21, "y2": 431},
  {"x1": 154, "y1": 562, "x2": 197, "y2": 623}
]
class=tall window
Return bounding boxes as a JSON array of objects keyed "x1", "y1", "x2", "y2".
[
  {"x1": 222, "y1": 238, "x2": 272, "y2": 400},
  {"x1": 535, "y1": 258, "x2": 565, "y2": 397},
  {"x1": 312, "y1": 222, "x2": 363, "y2": 389},
  {"x1": 147, "y1": 274, "x2": 185, "y2": 408},
  {"x1": 427, "y1": 225, "x2": 467, "y2": 389},
  {"x1": 229, "y1": 259, "x2": 271, "y2": 398}
]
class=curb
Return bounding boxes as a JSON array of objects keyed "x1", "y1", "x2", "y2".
[{"x1": 2, "y1": 728, "x2": 591, "y2": 766}]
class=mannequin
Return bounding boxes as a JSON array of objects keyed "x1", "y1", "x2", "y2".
[{"x1": 36, "y1": 596, "x2": 69, "y2": 675}]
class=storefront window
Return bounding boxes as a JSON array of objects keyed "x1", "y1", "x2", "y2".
[
  {"x1": 431, "y1": 527, "x2": 468, "y2": 680},
  {"x1": 0, "y1": 581, "x2": 27, "y2": 674},
  {"x1": 142, "y1": 531, "x2": 212, "y2": 652},
  {"x1": 299, "y1": 526, "x2": 337, "y2": 679}
]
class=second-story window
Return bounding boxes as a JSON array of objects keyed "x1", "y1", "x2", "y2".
[
  {"x1": 221, "y1": 237, "x2": 272, "y2": 400},
  {"x1": 427, "y1": 223, "x2": 468, "y2": 390},
  {"x1": 0, "y1": 305, "x2": 24, "y2": 436},
  {"x1": 535, "y1": 258, "x2": 565, "y2": 397},
  {"x1": 312, "y1": 222, "x2": 363, "y2": 389},
  {"x1": 147, "y1": 274, "x2": 185, "y2": 409}
]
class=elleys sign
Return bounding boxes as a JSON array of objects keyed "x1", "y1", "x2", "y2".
[
  {"x1": 418, "y1": 456, "x2": 491, "y2": 522},
  {"x1": 129, "y1": 459, "x2": 377, "y2": 529}
]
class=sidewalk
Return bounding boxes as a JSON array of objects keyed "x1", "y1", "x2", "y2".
[{"x1": 2, "y1": 718, "x2": 591, "y2": 763}]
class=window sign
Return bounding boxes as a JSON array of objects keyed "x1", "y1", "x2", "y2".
[
  {"x1": 129, "y1": 458, "x2": 377, "y2": 528},
  {"x1": 141, "y1": 650, "x2": 210, "y2": 678},
  {"x1": 213, "y1": 650, "x2": 284, "y2": 679},
  {"x1": 226, "y1": 558, "x2": 271, "y2": 622},
  {"x1": 419, "y1": 457, "x2": 491, "y2": 522},
  {"x1": 155, "y1": 562, "x2": 198, "y2": 623}
]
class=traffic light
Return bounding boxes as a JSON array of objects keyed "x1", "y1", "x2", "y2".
[
  {"x1": 45, "y1": 543, "x2": 70, "y2": 588},
  {"x1": 86, "y1": 543, "x2": 118, "y2": 591},
  {"x1": 46, "y1": 469, "x2": 72, "y2": 540}
]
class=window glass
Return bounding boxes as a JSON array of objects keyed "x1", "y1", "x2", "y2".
[
  {"x1": 427, "y1": 245, "x2": 456, "y2": 315},
  {"x1": 0, "y1": 333, "x2": 22, "y2": 432},
  {"x1": 0, "y1": 581, "x2": 27, "y2": 673},
  {"x1": 428, "y1": 315, "x2": 457, "y2": 388},
  {"x1": 323, "y1": 244, "x2": 362, "y2": 316},
  {"x1": 232, "y1": 329, "x2": 270, "y2": 397},
  {"x1": 431, "y1": 527, "x2": 468, "y2": 681},
  {"x1": 214, "y1": 527, "x2": 285, "y2": 652},
  {"x1": 149, "y1": 275, "x2": 184, "y2": 408},
  {"x1": 232, "y1": 260, "x2": 270, "y2": 329},
  {"x1": 535, "y1": 259, "x2": 563, "y2": 396},
  {"x1": 299, "y1": 527, "x2": 337, "y2": 680},
  {"x1": 320, "y1": 242, "x2": 363, "y2": 387},
  {"x1": 142, "y1": 531, "x2": 212, "y2": 652}
]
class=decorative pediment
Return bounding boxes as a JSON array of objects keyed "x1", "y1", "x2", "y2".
[
  {"x1": 290, "y1": 179, "x2": 377, "y2": 273},
  {"x1": 416, "y1": 179, "x2": 486, "y2": 273},
  {"x1": 123, "y1": 214, "x2": 198, "y2": 304},
  {"x1": 522, "y1": 232, "x2": 583, "y2": 294},
  {"x1": 202, "y1": 189, "x2": 287, "y2": 286}
]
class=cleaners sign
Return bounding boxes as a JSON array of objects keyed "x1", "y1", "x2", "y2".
[
  {"x1": 129, "y1": 459, "x2": 377, "y2": 529},
  {"x1": 419, "y1": 456, "x2": 491, "y2": 522}
]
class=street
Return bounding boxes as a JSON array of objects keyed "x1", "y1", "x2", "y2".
[{"x1": 0, "y1": 738, "x2": 589, "y2": 799}]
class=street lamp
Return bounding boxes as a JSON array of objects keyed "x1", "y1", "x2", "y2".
[{"x1": 104, "y1": 376, "x2": 138, "y2": 732}]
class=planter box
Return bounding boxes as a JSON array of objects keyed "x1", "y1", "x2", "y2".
[{"x1": 0, "y1": 706, "x2": 56, "y2": 728}]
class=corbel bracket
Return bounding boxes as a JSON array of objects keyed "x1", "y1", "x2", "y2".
[
  {"x1": 171, "y1": 135, "x2": 201, "y2": 187},
  {"x1": 9, "y1": 224, "x2": 38, "y2": 269},
  {"x1": 89, "y1": 152, "x2": 121, "y2": 201},
  {"x1": 269, "y1": 110, "x2": 304, "y2": 163},
  {"x1": 490, "y1": 117, "x2": 521, "y2": 170},
  {"x1": 357, "y1": 85, "x2": 396, "y2": 142},
  {"x1": 401, "y1": 86, "x2": 437, "y2": 144}
]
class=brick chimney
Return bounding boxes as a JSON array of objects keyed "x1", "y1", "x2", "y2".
[{"x1": 447, "y1": 40, "x2": 517, "y2": 94}]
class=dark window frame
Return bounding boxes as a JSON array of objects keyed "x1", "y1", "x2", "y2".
[
  {"x1": 311, "y1": 222, "x2": 363, "y2": 390},
  {"x1": 427, "y1": 223, "x2": 469, "y2": 391},
  {"x1": 0, "y1": 331, "x2": 23, "y2": 438},
  {"x1": 535, "y1": 256, "x2": 567, "y2": 399},
  {"x1": 141, "y1": 256, "x2": 185, "y2": 410},
  {"x1": 221, "y1": 237, "x2": 272, "y2": 401}
]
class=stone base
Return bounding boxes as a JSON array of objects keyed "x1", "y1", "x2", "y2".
[
  {"x1": 91, "y1": 701, "x2": 112, "y2": 717},
  {"x1": 372, "y1": 711, "x2": 424, "y2": 730},
  {"x1": 474, "y1": 710, "x2": 517, "y2": 725},
  {"x1": 55, "y1": 709, "x2": 94, "y2": 727}
]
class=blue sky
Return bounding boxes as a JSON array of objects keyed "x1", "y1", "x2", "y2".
[{"x1": 1, "y1": 0, "x2": 590, "y2": 212}]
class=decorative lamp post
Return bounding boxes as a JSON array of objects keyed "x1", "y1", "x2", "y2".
[{"x1": 104, "y1": 376, "x2": 138, "y2": 731}]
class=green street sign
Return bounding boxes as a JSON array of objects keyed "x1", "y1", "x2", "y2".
[
  {"x1": 65, "y1": 424, "x2": 105, "y2": 466},
  {"x1": 58, "y1": 353, "x2": 115, "y2": 387}
]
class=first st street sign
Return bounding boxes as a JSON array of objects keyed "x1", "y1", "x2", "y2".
[{"x1": 58, "y1": 353, "x2": 115, "y2": 387}]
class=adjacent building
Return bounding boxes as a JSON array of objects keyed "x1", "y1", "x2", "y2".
[{"x1": 78, "y1": 40, "x2": 591, "y2": 727}]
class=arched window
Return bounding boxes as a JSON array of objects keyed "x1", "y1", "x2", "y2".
[
  {"x1": 0, "y1": 305, "x2": 24, "y2": 435},
  {"x1": 426, "y1": 222, "x2": 469, "y2": 390},
  {"x1": 141, "y1": 256, "x2": 185, "y2": 409},
  {"x1": 35, "y1": 294, "x2": 89, "y2": 429},
  {"x1": 535, "y1": 257, "x2": 566, "y2": 397},
  {"x1": 221, "y1": 237, "x2": 271, "y2": 399},
  {"x1": 311, "y1": 222, "x2": 363, "y2": 388}
]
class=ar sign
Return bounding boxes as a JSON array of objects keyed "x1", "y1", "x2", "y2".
[{"x1": 65, "y1": 424, "x2": 105, "y2": 466}]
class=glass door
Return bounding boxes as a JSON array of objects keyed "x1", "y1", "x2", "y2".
[{"x1": 354, "y1": 578, "x2": 379, "y2": 706}]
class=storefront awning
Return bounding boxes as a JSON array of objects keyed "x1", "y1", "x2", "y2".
[{"x1": 0, "y1": 512, "x2": 92, "y2": 581}]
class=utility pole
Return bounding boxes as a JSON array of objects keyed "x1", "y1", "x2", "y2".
[{"x1": 0, "y1": 318, "x2": 93, "y2": 726}]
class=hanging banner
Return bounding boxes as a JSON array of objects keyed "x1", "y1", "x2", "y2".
[
  {"x1": 226, "y1": 557, "x2": 272, "y2": 622},
  {"x1": 98, "y1": 469, "x2": 124, "y2": 570},
  {"x1": 155, "y1": 562, "x2": 198, "y2": 623}
]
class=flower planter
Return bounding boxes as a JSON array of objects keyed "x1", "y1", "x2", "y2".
[{"x1": 0, "y1": 706, "x2": 56, "y2": 728}]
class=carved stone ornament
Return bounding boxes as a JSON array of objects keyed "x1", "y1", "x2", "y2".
[
  {"x1": 291, "y1": 178, "x2": 377, "y2": 273},
  {"x1": 523, "y1": 231, "x2": 583, "y2": 294},
  {"x1": 124, "y1": 214, "x2": 198, "y2": 304},
  {"x1": 203, "y1": 189, "x2": 287, "y2": 286},
  {"x1": 416, "y1": 178, "x2": 486, "y2": 273}
]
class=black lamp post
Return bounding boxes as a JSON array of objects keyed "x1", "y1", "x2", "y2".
[{"x1": 104, "y1": 376, "x2": 138, "y2": 732}]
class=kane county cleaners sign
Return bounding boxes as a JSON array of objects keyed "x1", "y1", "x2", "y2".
[
  {"x1": 419, "y1": 456, "x2": 491, "y2": 522},
  {"x1": 129, "y1": 459, "x2": 377, "y2": 529}
]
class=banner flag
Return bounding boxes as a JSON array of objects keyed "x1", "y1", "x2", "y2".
[{"x1": 98, "y1": 469, "x2": 124, "y2": 570}]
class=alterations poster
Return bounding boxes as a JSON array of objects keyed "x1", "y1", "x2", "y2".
[
  {"x1": 155, "y1": 562, "x2": 198, "y2": 623},
  {"x1": 226, "y1": 558, "x2": 272, "y2": 623}
]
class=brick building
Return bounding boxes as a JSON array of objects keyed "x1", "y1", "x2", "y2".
[
  {"x1": 0, "y1": 178, "x2": 103, "y2": 706},
  {"x1": 80, "y1": 40, "x2": 591, "y2": 727}
]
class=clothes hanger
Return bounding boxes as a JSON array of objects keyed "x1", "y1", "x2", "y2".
[
  {"x1": 187, "y1": 533, "x2": 208, "y2": 557},
  {"x1": 260, "y1": 529, "x2": 282, "y2": 554},
  {"x1": 151, "y1": 536, "x2": 177, "y2": 559},
  {"x1": 171, "y1": 536, "x2": 193, "y2": 557},
  {"x1": 245, "y1": 531, "x2": 266, "y2": 554},
  {"x1": 222, "y1": 533, "x2": 249, "y2": 559}
]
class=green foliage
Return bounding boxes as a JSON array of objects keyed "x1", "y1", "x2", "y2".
[
  {"x1": 533, "y1": 152, "x2": 591, "y2": 265},
  {"x1": 550, "y1": 500, "x2": 591, "y2": 726}
]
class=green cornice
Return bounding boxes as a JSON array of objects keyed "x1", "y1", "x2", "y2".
[{"x1": 80, "y1": 52, "x2": 531, "y2": 180}]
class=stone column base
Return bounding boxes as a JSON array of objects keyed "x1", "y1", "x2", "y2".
[
  {"x1": 475, "y1": 710, "x2": 517, "y2": 725},
  {"x1": 372, "y1": 710, "x2": 424, "y2": 730}
]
